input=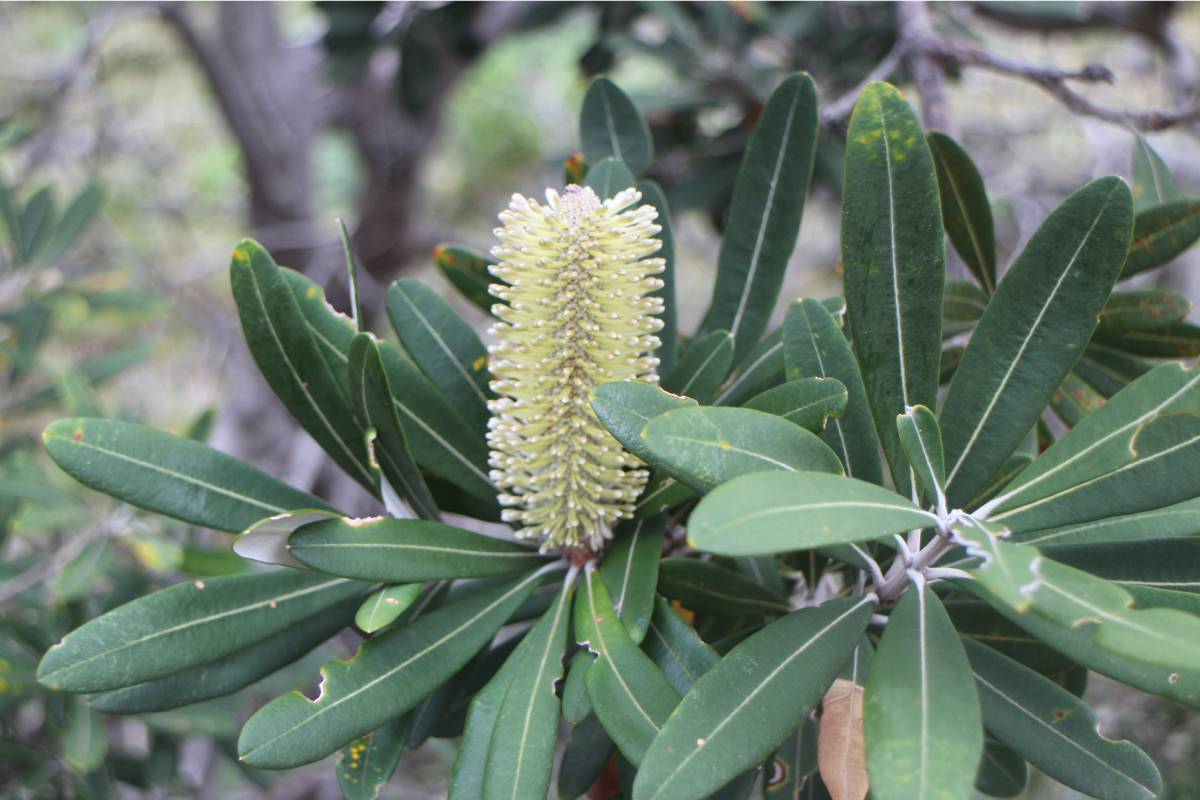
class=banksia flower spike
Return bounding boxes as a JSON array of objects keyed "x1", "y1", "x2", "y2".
[{"x1": 487, "y1": 185, "x2": 665, "y2": 553}]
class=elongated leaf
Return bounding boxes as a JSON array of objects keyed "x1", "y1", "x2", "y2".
[
  {"x1": 633, "y1": 595, "x2": 874, "y2": 800},
  {"x1": 1013, "y1": 495, "x2": 1200, "y2": 547},
  {"x1": 1098, "y1": 288, "x2": 1191, "y2": 333},
  {"x1": 1073, "y1": 343, "x2": 1151, "y2": 397},
  {"x1": 642, "y1": 406, "x2": 843, "y2": 494},
  {"x1": 42, "y1": 418, "x2": 333, "y2": 533},
  {"x1": 766, "y1": 717, "x2": 818, "y2": 800},
  {"x1": 349, "y1": 333, "x2": 440, "y2": 519},
  {"x1": 90, "y1": 595, "x2": 356, "y2": 714},
  {"x1": 783, "y1": 298, "x2": 882, "y2": 484},
  {"x1": 231, "y1": 239, "x2": 375, "y2": 490},
  {"x1": 1096, "y1": 319, "x2": 1200, "y2": 358},
  {"x1": 355, "y1": 584, "x2": 423, "y2": 634},
  {"x1": 585, "y1": 157, "x2": 637, "y2": 199},
  {"x1": 662, "y1": 329, "x2": 734, "y2": 404},
  {"x1": 980, "y1": 363, "x2": 1200, "y2": 530},
  {"x1": 689, "y1": 471, "x2": 938, "y2": 556},
  {"x1": 238, "y1": 568, "x2": 544, "y2": 768},
  {"x1": 929, "y1": 132, "x2": 995, "y2": 292},
  {"x1": 744, "y1": 377, "x2": 847, "y2": 433},
  {"x1": 577, "y1": 567, "x2": 680, "y2": 766},
  {"x1": 483, "y1": 576, "x2": 573, "y2": 799},
  {"x1": 639, "y1": 180, "x2": 678, "y2": 374},
  {"x1": 592, "y1": 380, "x2": 697, "y2": 463},
  {"x1": 941, "y1": 279, "x2": 988, "y2": 339},
  {"x1": 1131, "y1": 134, "x2": 1181, "y2": 211},
  {"x1": 865, "y1": 585, "x2": 981, "y2": 800},
  {"x1": 657, "y1": 558, "x2": 791, "y2": 617},
  {"x1": 842, "y1": 82, "x2": 945, "y2": 498},
  {"x1": 562, "y1": 651, "x2": 593, "y2": 725},
  {"x1": 895, "y1": 404, "x2": 944, "y2": 510},
  {"x1": 962, "y1": 637, "x2": 1161, "y2": 800},
  {"x1": 1122, "y1": 199, "x2": 1200, "y2": 278},
  {"x1": 1043, "y1": 538, "x2": 1200, "y2": 592},
  {"x1": 41, "y1": 181, "x2": 104, "y2": 265},
  {"x1": 643, "y1": 596, "x2": 719, "y2": 695},
  {"x1": 699, "y1": 73, "x2": 820, "y2": 362},
  {"x1": 337, "y1": 718, "x2": 409, "y2": 800},
  {"x1": 288, "y1": 517, "x2": 545, "y2": 582},
  {"x1": 941, "y1": 176, "x2": 1134, "y2": 508},
  {"x1": 434, "y1": 244, "x2": 497, "y2": 314},
  {"x1": 558, "y1": 713, "x2": 616, "y2": 800},
  {"x1": 601, "y1": 514, "x2": 666, "y2": 644},
  {"x1": 714, "y1": 328, "x2": 785, "y2": 407},
  {"x1": 975, "y1": 739, "x2": 1029, "y2": 798},
  {"x1": 38, "y1": 570, "x2": 364, "y2": 693},
  {"x1": 1049, "y1": 371, "x2": 1105, "y2": 427},
  {"x1": 386, "y1": 278, "x2": 491, "y2": 433},
  {"x1": 581, "y1": 77, "x2": 653, "y2": 175},
  {"x1": 944, "y1": 597, "x2": 1075, "y2": 675},
  {"x1": 63, "y1": 695, "x2": 106, "y2": 775},
  {"x1": 19, "y1": 186, "x2": 56, "y2": 262}
]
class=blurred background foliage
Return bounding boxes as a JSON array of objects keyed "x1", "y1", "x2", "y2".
[{"x1": 1, "y1": 1, "x2": 1198, "y2": 797}]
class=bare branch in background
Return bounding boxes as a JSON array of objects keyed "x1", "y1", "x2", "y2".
[{"x1": 898, "y1": 1, "x2": 950, "y2": 132}]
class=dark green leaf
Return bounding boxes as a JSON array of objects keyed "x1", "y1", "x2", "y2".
[
  {"x1": 633, "y1": 595, "x2": 873, "y2": 800},
  {"x1": 714, "y1": 328, "x2": 785, "y2": 408},
  {"x1": 974, "y1": 739, "x2": 1028, "y2": 799},
  {"x1": 238, "y1": 567, "x2": 544, "y2": 768},
  {"x1": 38, "y1": 569, "x2": 364, "y2": 692},
  {"x1": 699, "y1": 73, "x2": 820, "y2": 362},
  {"x1": 941, "y1": 176, "x2": 1134, "y2": 509},
  {"x1": 643, "y1": 595, "x2": 719, "y2": 695},
  {"x1": 592, "y1": 380, "x2": 697, "y2": 464},
  {"x1": 657, "y1": 558, "x2": 791, "y2": 617},
  {"x1": 41, "y1": 181, "x2": 104, "y2": 265},
  {"x1": 641, "y1": 406, "x2": 843, "y2": 494},
  {"x1": 783, "y1": 298, "x2": 882, "y2": 483},
  {"x1": 661, "y1": 329, "x2": 734, "y2": 404},
  {"x1": 585, "y1": 158, "x2": 637, "y2": 200},
  {"x1": 434, "y1": 244, "x2": 497, "y2": 314},
  {"x1": 1013, "y1": 495, "x2": 1200, "y2": 547},
  {"x1": 1094, "y1": 320, "x2": 1200, "y2": 359},
  {"x1": 765, "y1": 717, "x2": 818, "y2": 800},
  {"x1": 895, "y1": 404, "x2": 945, "y2": 511},
  {"x1": 1049, "y1": 372, "x2": 1106, "y2": 428},
  {"x1": 1122, "y1": 199, "x2": 1200, "y2": 279},
  {"x1": 688, "y1": 471, "x2": 938, "y2": 556},
  {"x1": 929, "y1": 132, "x2": 996, "y2": 292},
  {"x1": 558, "y1": 714, "x2": 615, "y2": 800},
  {"x1": 744, "y1": 377, "x2": 847, "y2": 433},
  {"x1": 1043, "y1": 538, "x2": 1200, "y2": 592},
  {"x1": 581, "y1": 77, "x2": 654, "y2": 175},
  {"x1": 355, "y1": 584, "x2": 423, "y2": 633},
  {"x1": 639, "y1": 180, "x2": 678, "y2": 374},
  {"x1": 1072, "y1": 343, "x2": 1151, "y2": 397},
  {"x1": 842, "y1": 82, "x2": 945, "y2": 498},
  {"x1": 865, "y1": 584, "x2": 981, "y2": 800},
  {"x1": 944, "y1": 598, "x2": 1075, "y2": 675},
  {"x1": 601, "y1": 514, "x2": 667, "y2": 644},
  {"x1": 941, "y1": 279, "x2": 988, "y2": 338},
  {"x1": 1097, "y1": 289, "x2": 1191, "y2": 333},
  {"x1": 1131, "y1": 134, "x2": 1181, "y2": 211},
  {"x1": 289, "y1": 516, "x2": 546, "y2": 582},
  {"x1": 386, "y1": 278, "x2": 491, "y2": 433},
  {"x1": 336, "y1": 718, "x2": 409, "y2": 800}
]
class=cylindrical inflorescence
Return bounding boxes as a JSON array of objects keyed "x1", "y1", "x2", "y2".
[{"x1": 487, "y1": 185, "x2": 665, "y2": 552}]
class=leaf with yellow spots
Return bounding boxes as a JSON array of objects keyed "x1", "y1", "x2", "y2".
[{"x1": 337, "y1": 718, "x2": 409, "y2": 800}]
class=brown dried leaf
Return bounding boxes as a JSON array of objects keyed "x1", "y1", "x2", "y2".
[{"x1": 818, "y1": 677, "x2": 869, "y2": 800}]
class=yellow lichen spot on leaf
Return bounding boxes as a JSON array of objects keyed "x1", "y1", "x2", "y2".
[
  {"x1": 306, "y1": 286, "x2": 319, "y2": 299},
  {"x1": 473, "y1": 355, "x2": 487, "y2": 372}
]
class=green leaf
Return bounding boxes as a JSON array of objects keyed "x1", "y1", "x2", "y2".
[
  {"x1": 581, "y1": 77, "x2": 654, "y2": 176},
  {"x1": 434, "y1": 244, "x2": 497, "y2": 314},
  {"x1": 633, "y1": 595, "x2": 873, "y2": 800},
  {"x1": 1013, "y1": 495, "x2": 1200, "y2": 547},
  {"x1": 783, "y1": 298, "x2": 883, "y2": 484},
  {"x1": 600, "y1": 514, "x2": 667, "y2": 644},
  {"x1": 1122, "y1": 199, "x2": 1200, "y2": 278},
  {"x1": 1049, "y1": 372, "x2": 1106, "y2": 428},
  {"x1": 235, "y1": 509, "x2": 339, "y2": 569},
  {"x1": 714, "y1": 328, "x2": 785, "y2": 407},
  {"x1": 592, "y1": 380, "x2": 697, "y2": 464},
  {"x1": 337, "y1": 718, "x2": 409, "y2": 800},
  {"x1": 38, "y1": 569, "x2": 364, "y2": 692},
  {"x1": 561, "y1": 651, "x2": 593, "y2": 725},
  {"x1": 895, "y1": 404, "x2": 945, "y2": 511},
  {"x1": 577, "y1": 566, "x2": 681, "y2": 766},
  {"x1": 639, "y1": 180, "x2": 678, "y2": 374},
  {"x1": 661, "y1": 329, "x2": 734, "y2": 404},
  {"x1": 929, "y1": 132, "x2": 996, "y2": 292},
  {"x1": 688, "y1": 471, "x2": 938, "y2": 556},
  {"x1": 941, "y1": 279, "x2": 989, "y2": 338},
  {"x1": 962, "y1": 637, "x2": 1161, "y2": 800},
  {"x1": 1072, "y1": 343, "x2": 1151, "y2": 397},
  {"x1": 743, "y1": 377, "x2": 847, "y2": 433},
  {"x1": 765, "y1": 717, "x2": 818, "y2": 800},
  {"x1": 63, "y1": 695, "x2": 107, "y2": 774},
  {"x1": 1097, "y1": 288, "x2": 1191, "y2": 333},
  {"x1": 975, "y1": 739, "x2": 1029, "y2": 799},
  {"x1": 41, "y1": 181, "x2": 104, "y2": 265},
  {"x1": 865, "y1": 584, "x2": 982, "y2": 800},
  {"x1": 585, "y1": 157, "x2": 637, "y2": 200},
  {"x1": 842, "y1": 82, "x2": 946, "y2": 499},
  {"x1": 1094, "y1": 320, "x2": 1200, "y2": 359},
  {"x1": 657, "y1": 558, "x2": 792, "y2": 617},
  {"x1": 90, "y1": 596, "x2": 357, "y2": 714},
  {"x1": 945, "y1": 597, "x2": 1075, "y2": 675},
  {"x1": 348, "y1": 333, "x2": 440, "y2": 519},
  {"x1": 288, "y1": 516, "x2": 546, "y2": 582},
  {"x1": 19, "y1": 186, "x2": 56, "y2": 262},
  {"x1": 980, "y1": 363, "x2": 1200, "y2": 530},
  {"x1": 643, "y1": 596, "x2": 719, "y2": 695},
  {"x1": 1131, "y1": 134, "x2": 1181, "y2": 211},
  {"x1": 386, "y1": 278, "x2": 491, "y2": 433},
  {"x1": 231, "y1": 239, "x2": 375, "y2": 490},
  {"x1": 355, "y1": 584, "x2": 423, "y2": 633},
  {"x1": 558, "y1": 714, "x2": 615, "y2": 800},
  {"x1": 1043, "y1": 538, "x2": 1200, "y2": 592},
  {"x1": 483, "y1": 576, "x2": 574, "y2": 800},
  {"x1": 448, "y1": 637, "x2": 529, "y2": 800},
  {"x1": 238, "y1": 567, "x2": 544, "y2": 768},
  {"x1": 42, "y1": 418, "x2": 333, "y2": 533},
  {"x1": 699, "y1": 73, "x2": 820, "y2": 362},
  {"x1": 641, "y1": 406, "x2": 843, "y2": 494},
  {"x1": 941, "y1": 176, "x2": 1134, "y2": 509}
]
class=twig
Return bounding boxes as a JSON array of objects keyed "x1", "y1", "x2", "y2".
[
  {"x1": 821, "y1": 40, "x2": 909, "y2": 126},
  {"x1": 898, "y1": 1, "x2": 950, "y2": 131}
]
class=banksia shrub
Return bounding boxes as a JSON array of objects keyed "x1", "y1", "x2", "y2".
[{"x1": 36, "y1": 74, "x2": 1200, "y2": 800}]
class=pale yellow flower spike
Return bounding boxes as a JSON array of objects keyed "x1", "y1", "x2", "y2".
[{"x1": 487, "y1": 185, "x2": 666, "y2": 553}]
